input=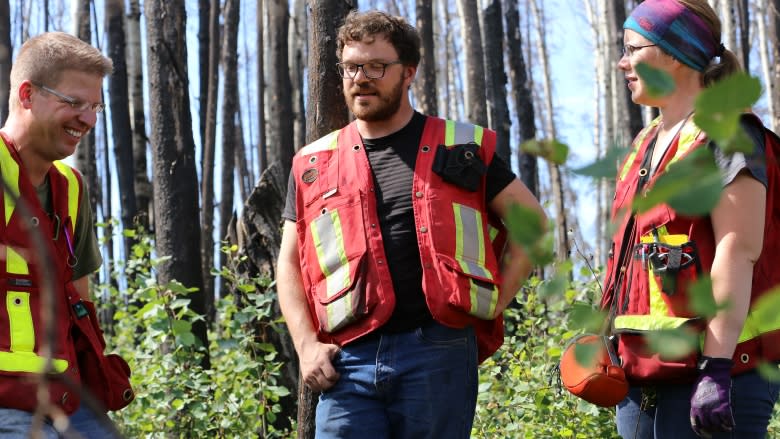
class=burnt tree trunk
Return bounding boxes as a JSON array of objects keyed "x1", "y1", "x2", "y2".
[
  {"x1": 146, "y1": 0, "x2": 211, "y2": 369},
  {"x1": 414, "y1": 0, "x2": 437, "y2": 115},
  {"x1": 483, "y1": 0, "x2": 510, "y2": 161},
  {"x1": 504, "y1": 0, "x2": 538, "y2": 198},
  {"x1": 105, "y1": 0, "x2": 137, "y2": 248}
]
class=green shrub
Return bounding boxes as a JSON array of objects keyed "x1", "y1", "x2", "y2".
[
  {"x1": 473, "y1": 278, "x2": 619, "y2": 438},
  {"x1": 99, "y1": 232, "x2": 292, "y2": 438}
]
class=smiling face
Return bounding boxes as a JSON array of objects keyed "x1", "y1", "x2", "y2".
[
  {"x1": 617, "y1": 29, "x2": 672, "y2": 107},
  {"x1": 25, "y1": 69, "x2": 103, "y2": 161},
  {"x1": 340, "y1": 36, "x2": 414, "y2": 123}
]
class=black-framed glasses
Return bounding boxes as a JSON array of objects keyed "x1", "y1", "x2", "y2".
[
  {"x1": 34, "y1": 83, "x2": 105, "y2": 113},
  {"x1": 621, "y1": 44, "x2": 657, "y2": 57},
  {"x1": 336, "y1": 61, "x2": 403, "y2": 79}
]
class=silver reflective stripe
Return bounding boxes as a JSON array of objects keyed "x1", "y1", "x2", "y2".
[
  {"x1": 470, "y1": 280, "x2": 495, "y2": 319},
  {"x1": 453, "y1": 203, "x2": 497, "y2": 318},
  {"x1": 445, "y1": 120, "x2": 484, "y2": 146},
  {"x1": 456, "y1": 205, "x2": 490, "y2": 278},
  {"x1": 454, "y1": 121, "x2": 474, "y2": 144},
  {"x1": 311, "y1": 210, "x2": 350, "y2": 298},
  {"x1": 326, "y1": 292, "x2": 354, "y2": 332}
]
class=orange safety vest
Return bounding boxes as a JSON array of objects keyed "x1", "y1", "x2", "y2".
[
  {"x1": 0, "y1": 133, "x2": 84, "y2": 414},
  {"x1": 292, "y1": 116, "x2": 507, "y2": 362},
  {"x1": 602, "y1": 114, "x2": 780, "y2": 384}
]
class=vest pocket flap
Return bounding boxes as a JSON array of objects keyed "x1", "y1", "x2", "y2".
[
  {"x1": 304, "y1": 196, "x2": 367, "y2": 303},
  {"x1": 312, "y1": 254, "x2": 368, "y2": 333},
  {"x1": 438, "y1": 253, "x2": 497, "y2": 284},
  {"x1": 437, "y1": 254, "x2": 499, "y2": 320},
  {"x1": 314, "y1": 252, "x2": 366, "y2": 304}
]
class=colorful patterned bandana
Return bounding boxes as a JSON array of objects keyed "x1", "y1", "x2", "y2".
[{"x1": 624, "y1": 0, "x2": 718, "y2": 72}]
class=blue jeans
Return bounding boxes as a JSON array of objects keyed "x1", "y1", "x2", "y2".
[
  {"x1": 0, "y1": 405, "x2": 120, "y2": 438},
  {"x1": 315, "y1": 321, "x2": 478, "y2": 439},
  {"x1": 68, "y1": 404, "x2": 122, "y2": 438},
  {"x1": 616, "y1": 369, "x2": 780, "y2": 439}
]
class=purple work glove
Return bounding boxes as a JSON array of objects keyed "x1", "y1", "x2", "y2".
[{"x1": 689, "y1": 356, "x2": 734, "y2": 438}]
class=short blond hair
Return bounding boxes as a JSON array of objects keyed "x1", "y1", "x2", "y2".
[{"x1": 9, "y1": 32, "x2": 113, "y2": 110}]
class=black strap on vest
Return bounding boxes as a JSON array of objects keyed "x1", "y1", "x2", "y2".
[{"x1": 604, "y1": 134, "x2": 660, "y2": 329}]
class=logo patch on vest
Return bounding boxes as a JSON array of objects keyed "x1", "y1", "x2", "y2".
[{"x1": 301, "y1": 168, "x2": 318, "y2": 184}]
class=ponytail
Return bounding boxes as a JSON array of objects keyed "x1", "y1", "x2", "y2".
[{"x1": 702, "y1": 48, "x2": 742, "y2": 87}]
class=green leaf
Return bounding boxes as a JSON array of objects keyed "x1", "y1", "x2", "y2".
[
  {"x1": 527, "y1": 233, "x2": 556, "y2": 267},
  {"x1": 636, "y1": 62, "x2": 675, "y2": 97},
  {"x1": 749, "y1": 288, "x2": 780, "y2": 331},
  {"x1": 177, "y1": 332, "x2": 196, "y2": 347},
  {"x1": 521, "y1": 139, "x2": 570, "y2": 165},
  {"x1": 756, "y1": 361, "x2": 780, "y2": 383},
  {"x1": 633, "y1": 148, "x2": 722, "y2": 216},
  {"x1": 169, "y1": 298, "x2": 191, "y2": 310},
  {"x1": 537, "y1": 273, "x2": 568, "y2": 299},
  {"x1": 505, "y1": 203, "x2": 545, "y2": 248},
  {"x1": 718, "y1": 127, "x2": 755, "y2": 155},
  {"x1": 571, "y1": 146, "x2": 630, "y2": 179},
  {"x1": 694, "y1": 73, "x2": 761, "y2": 143},
  {"x1": 573, "y1": 340, "x2": 600, "y2": 368},
  {"x1": 646, "y1": 328, "x2": 698, "y2": 360},
  {"x1": 172, "y1": 319, "x2": 192, "y2": 335},
  {"x1": 567, "y1": 303, "x2": 606, "y2": 333},
  {"x1": 687, "y1": 276, "x2": 731, "y2": 318}
]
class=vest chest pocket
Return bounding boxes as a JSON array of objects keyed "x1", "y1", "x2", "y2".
[
  {"x1": 637, "y1": 233, "x2": 702, "y2": 317},
  {"x1": 302, "y1": 195, "x2": 370, "y2": 333}
]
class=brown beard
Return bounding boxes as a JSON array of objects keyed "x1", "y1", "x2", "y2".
[{"x1": 345, "y1": 76, "x2": 404, "y2": 122}]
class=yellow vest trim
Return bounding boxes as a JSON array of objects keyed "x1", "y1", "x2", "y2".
[
  {"x1": 614, "y1": 314, "x2": 696, "y2": 331},
  {"x1": 0, "y1": 136, "x2": 20, "y2": 226},
  {"x1": 0, "y1": 138, "x2": 28, "y2": 275},
  {"x1": 667, "y1": 119, "x2": 702, "y2": 167},
  {"x1": 738, "y1": 289, "x2": 780, "y2": 343},
  {"x1": 52, "y1": 161, "x2": 80, "y2": 236},
  {"x1": 0, "y1": 351, "x2": 68, "y2": 373},
  {"x1": 619, "y1": 117, "x2": 661, "y2": 181},
  {"x1": 300, "y1": 130, "x2": 339, "y2": 155},
  {"x1": 2, "y1": 291, "x2": 68, "y2": 373}
]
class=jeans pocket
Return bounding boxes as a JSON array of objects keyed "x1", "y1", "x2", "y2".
[{"x1": 415, "y1": 322, "x2": 470, "y2": 346}]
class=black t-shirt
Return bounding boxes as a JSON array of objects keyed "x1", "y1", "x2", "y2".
[
  {"x1": 710, "y1": 115, "x2": 768, "y2": 188},
  {"x1": 282, "y1": 112, "x2": 516, "y2": 332}
]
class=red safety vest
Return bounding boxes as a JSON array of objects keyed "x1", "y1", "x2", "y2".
[
  {"x1": 0, "y1": 133, "x2": 84, "y2": 413},
  {"x1": 292, "y1": 116, "x2": 507, "y2": 362},
  {"x1": 602, "y1": 114, "x2": 780, "y2": 384}
]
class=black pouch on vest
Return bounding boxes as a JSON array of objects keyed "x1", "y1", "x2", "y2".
[{"x1": 432, "y1": 143, "x2": 487, "y2": 192}]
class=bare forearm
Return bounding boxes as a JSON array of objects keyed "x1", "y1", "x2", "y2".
[
  {"x1": 488, "y1": 179, "x2": 546, "y2": 316},
  {"x1": 703, "y1": 239, "x2": 754, "y2": 358},
  {"x1": 705, "y1": 175, "x2": 764, "y2": 359},
  {"x1": 277, "y1": 260, "x2": 319, "y2": 354},
  {"x1": 496, "y1": 244, "x2": 532, "y2": 315}
]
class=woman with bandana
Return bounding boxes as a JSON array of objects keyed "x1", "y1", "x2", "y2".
[{"x1": 601, "y1": 0, "x2": 780, "y2": 437}]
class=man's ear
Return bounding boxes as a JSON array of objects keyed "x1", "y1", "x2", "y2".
[
  {"x1": 18, "y1": 81, "x2": 34, "y2": 109},
  {"x1": 403, "y1": 65, "x2": 417, "y2": 82}
]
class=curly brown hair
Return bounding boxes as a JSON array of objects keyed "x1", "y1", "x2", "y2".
[{"x1": 336, "y1": 10, "x2": 421, "y2": 67}]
